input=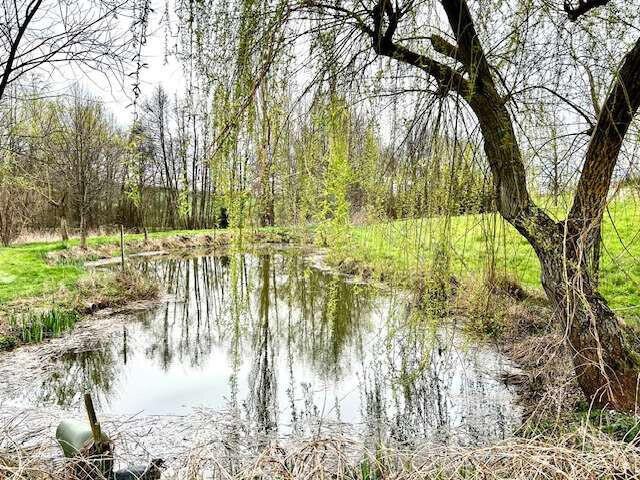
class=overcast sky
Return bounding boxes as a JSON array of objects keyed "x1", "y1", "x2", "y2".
[{"x1": 45, "y1": 0, "x2": 185, "y2": 125}]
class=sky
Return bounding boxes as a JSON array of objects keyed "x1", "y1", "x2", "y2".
[{"x1": 44, "y1": 0, "x2": 186, "y2": 126}]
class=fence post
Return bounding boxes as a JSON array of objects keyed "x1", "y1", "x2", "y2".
[{"x1": 120, "y1": 224, "x2": 125, "y2": 271}]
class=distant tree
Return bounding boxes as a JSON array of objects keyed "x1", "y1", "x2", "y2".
[
  {"x1": 48, "y1": 90, "x2": 119, "y2": 248},
  {"x1": 0, "y1": 89, "x2": 35, "y2": 245},
  {"x1": 123, "y1": 121, "x2": 155, "y2": 237},
  {"x1": 0, "y1": 161, "x2": 29, "y2": 246}
]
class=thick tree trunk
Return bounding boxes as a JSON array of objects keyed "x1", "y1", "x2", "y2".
[
  {"x1": 536, "y1": 239, "x2": 639, "y2": 410},
  {"x1": 469, "y1": 84, "x2": 640, "y2": 410}
]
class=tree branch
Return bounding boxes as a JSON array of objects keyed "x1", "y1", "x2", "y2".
[
  {"x1": 429, "y1": 34, "x2": 460, "y2": 62},
  {"x1": 0, "y1": 0, "x2": 43, "y2": 102},
  {"x1": 569, "y1": 35, "x2": 640, "y2": 229},
  {"x1": 366, "y1": 0, "x2": 469, "y2": 95},
  {"x1": 564, "y1": 0, "x2": 611, "y2": 21}
]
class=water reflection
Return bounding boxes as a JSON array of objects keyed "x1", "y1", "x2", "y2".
[{"x1": 32, "y1": 252, "x2": 518, "y2": 446}]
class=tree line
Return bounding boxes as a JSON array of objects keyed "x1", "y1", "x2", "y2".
[{"x1": 0, "y1": 85, "x2": 492, "y2": 246}]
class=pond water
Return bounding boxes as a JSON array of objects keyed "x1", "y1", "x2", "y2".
[{"x1": 9, "y1": 251, "x2": 520, "y2": 446}]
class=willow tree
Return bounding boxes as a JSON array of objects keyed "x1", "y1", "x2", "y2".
[
  {"x1": 180, "y1": 0, "x2": 640, "y2": 409},
  {"x1": 297, "y1": 0, "x2": 640, "y2": 410}
]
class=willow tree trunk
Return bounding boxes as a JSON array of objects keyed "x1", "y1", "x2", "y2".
[
  {"x1": 469, "y1": 84, "x2": 640, "y2": 410},
  {"x1": 443, "y1": 0, "x2": 640, "y2": 410},
  {"x1": 535, "y1": 233, "x2": 640, "y2": 410}
]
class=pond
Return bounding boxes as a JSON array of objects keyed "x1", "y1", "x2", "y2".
[{"x1": 5, "y1": 251, "x2": 520, "y2": 447}]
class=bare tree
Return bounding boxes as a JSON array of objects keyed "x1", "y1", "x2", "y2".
[
  {"x1": 0, "y1": 0, "x2": 134, "y2": 105},
  {"x1": 48, "y1": 90, "x2": 120, "y2": 248}
]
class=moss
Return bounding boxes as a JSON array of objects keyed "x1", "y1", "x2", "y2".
[{"x1": 625, "y1": 346, "x2": 640, "y2": 368}]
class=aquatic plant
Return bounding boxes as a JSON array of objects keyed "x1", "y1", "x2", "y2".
[{"x1": 10, "y1": 308, "x2": 79, "y2": 344}]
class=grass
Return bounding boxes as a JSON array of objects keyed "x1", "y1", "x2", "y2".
[
  {"x1": 0, "y1": 243, "x2": 84, "y2": 304},
  {"x1": 521, "y1": 404, "x2": 640, "y2": 444},
  {"x1": 337, "y1": 194, "x2": 640, "y2": 322},
  {"x1": 10, "y1": 308, "x2": 79, "y2": 344},
  {"x1": 0, "y1": 225, "x2": 294, "y2": 308},
  {"x1": 3, "y1": 427, "x2": 640, "y2": 479},
  {"x1": 0, "y1": 228, "x2": 228, "y2": 304}
]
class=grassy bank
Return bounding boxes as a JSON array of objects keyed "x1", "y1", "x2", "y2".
[
  {"x1": 333, "y1": 195, "x2": 640, "y2": 321},
  {"x1": 0, "y1": 227, "x2": 298, "y2": 349},
  {"x1": 0, "y1": 227, "x2": 295, "y2": 305},
  {"x1": 0, "y1": 228, "x2": 217, "y2": 305},
  {"x1": 0, "y1": 267, "x2": 160, "y2": 350},
  {"x1": 0, "y1": 229, "x2": 219, "y2": 349},
  {"x1": 1, "y1": 421, "x2": 638, "y2": 479}
]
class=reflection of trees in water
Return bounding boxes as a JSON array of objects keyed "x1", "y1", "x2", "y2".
[
  {"x1": 138, "y1": 256, "x2": 233, "y2": 370},
  {"x1": 141, "y1": 253, "x2": 375, "y2": 438},
  {"x1": 360, "y1": 308, "x2": 512, "y2": 446},
  {"x1": 39, "y1": 253, "x2": 515, "y2": 446},
  {"x1": 137, "y1": 253, "x2": 372, "y2": 379},
  {"x1": 246, "y1": 255, "x2": 277, "y2": 438},
  {"x1": 270, "y1": 255, "x2": 372, "y2": 377},
  {"x1": 38, "y1": 345, "x2": 119, "y2": 409}
]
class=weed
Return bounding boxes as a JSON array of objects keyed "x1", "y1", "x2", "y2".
[
  {"x1": 520, "y1": 406, "x2": 640, "y2": 445},
  {"x1": 76, "y1": 268, "x2": 160, "y2": 309}
]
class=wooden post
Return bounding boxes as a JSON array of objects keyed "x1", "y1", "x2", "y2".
[
  {"x1": 84, "y1": 393, "x2": 102, "y2": 453},
  {"x1": 120, "y1": 224, "x2": 125, "y2": 271}
]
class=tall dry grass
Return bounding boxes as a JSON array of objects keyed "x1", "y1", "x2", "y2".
[{"x1": 2, "y1": 428, "x2": 640, "y2": 479}]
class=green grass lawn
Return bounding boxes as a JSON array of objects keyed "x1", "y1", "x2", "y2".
[
  {"x1": 0, "y1": 243, "x2": 84, "y2": 304},
  {"x1": 0, "y1": 228, "x2": 221, "y2": 305},
  {"x1": 342, "y1": 195, "x2": 640, "y2": 320}
]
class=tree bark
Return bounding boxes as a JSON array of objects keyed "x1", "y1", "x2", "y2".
[
  {"x1": 80, "y1": 212, "x2": 87, "y2": 249},
  {"x1": 537, "y1": 239, "x2": 640, "y2": 410}
]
